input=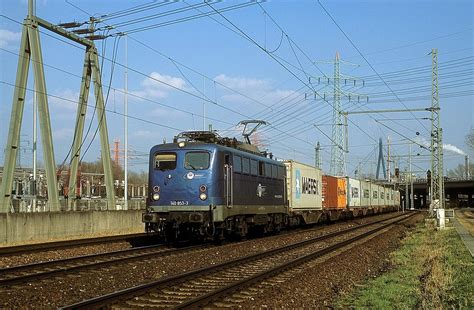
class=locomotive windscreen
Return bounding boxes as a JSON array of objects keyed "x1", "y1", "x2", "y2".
[
  {"x1": 184, "y1": 151, "x2": 210, "y2": 170},
  {"x1": 155, "y1": 153, "x2": 177, "y2": 170}
]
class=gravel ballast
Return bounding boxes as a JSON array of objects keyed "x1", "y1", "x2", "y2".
[
  {"x1": 235, "y1": 212, "x2": 424, "y2": 308},
  {"x1": 0, "y1": 212, "x2": 415, "y2": 308}
]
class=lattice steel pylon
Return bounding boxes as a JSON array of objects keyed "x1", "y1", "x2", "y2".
[
  {"x1": 0, "y1": 1, "x2": 116, "y2": 212},
  {"x1": 0, "y1": 6, "x2": 60, "y2": 212},
  {"x1": 330, "y1": 52, "x2": 345, "y2": 176},
  {"x1": 429, "y1": 48, "x2": 444, "y2": 212}
]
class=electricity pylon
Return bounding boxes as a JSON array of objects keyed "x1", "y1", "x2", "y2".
[
  {"x1": 311, "y1": 52, "x2": 367, "y2": 176},
  {"x1": 331, "y1": 52, "x2": 345, "y2": 176},
  {"x1": 0, "y1": 0, "x2": 116, "y2": 212},
  {"x1": 429, "y1": 48, "x2": 444, "y2": 211}
]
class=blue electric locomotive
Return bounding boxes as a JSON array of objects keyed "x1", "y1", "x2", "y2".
[{"x1": 143, "y1": 131, "x2": 287, "y2": 241}]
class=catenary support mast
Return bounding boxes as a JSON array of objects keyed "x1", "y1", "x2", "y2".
[{"x1": 429, "y1": 48, "x2": 444, "y2": 212}]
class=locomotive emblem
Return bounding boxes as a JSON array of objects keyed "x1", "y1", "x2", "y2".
[{"x1": 257, "y1": 183, "x2": 266, "y2": 197}]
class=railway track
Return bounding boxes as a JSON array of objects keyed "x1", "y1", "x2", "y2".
[
  {"x1": 0, "y1": 233, "x2": 148, "y2": 256},
  {"x1": 0, "y1": 213, "x2": 401, "y2": 287},
  {"x1": 0, "y1": 243, "x2": 205, "y2": 286},
  {"x1": 61, "y1": 212, "x2": 417, "y2": 309}
]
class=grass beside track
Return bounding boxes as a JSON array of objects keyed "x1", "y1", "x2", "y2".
[{"x1": 337, "y1": 221, "x2": 473, "y2": 309}]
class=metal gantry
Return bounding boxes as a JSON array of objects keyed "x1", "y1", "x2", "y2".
[
  {"x1": 0, "y1": 1, "x2": 116, "y2": 212},
  {"x1": 429, "y1": 48, "x2": 445, "y2": 211}
]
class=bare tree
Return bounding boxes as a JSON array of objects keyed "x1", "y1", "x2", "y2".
[
  {"x1": 250, "y1": 131, "x2": 268, "y2": 149},
  {"x1": 466, "y1": 127, "x2": 474, "y2": 150},
  {"x1": 447, "y1": 163, "x2": 474, "y2": 178}
]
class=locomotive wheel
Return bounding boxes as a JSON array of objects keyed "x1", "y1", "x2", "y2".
[{"x1": 238, "y1": 221, "x2": 248, "y2": 238}]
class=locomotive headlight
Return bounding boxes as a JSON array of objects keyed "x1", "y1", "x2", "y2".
[
  {"x1": 152, "y1": 193, "x2": 160, "y2": 201},
  {"x1": 199, "y1": 193, "x2": 207, "y2": 200},
  {"x1": 178, "y1": 141, "x2": 186, "y2": 148},
  {"x1": 153, "y1": 185, "x2": 160, "y2": 192},
  {"x1": 199, "y1": 185, "x2": 207, "y2": 192}
]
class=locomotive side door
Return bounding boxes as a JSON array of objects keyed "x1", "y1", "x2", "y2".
[{"x1": 224, "y1": 154, "x2": 233, "y2": 208}]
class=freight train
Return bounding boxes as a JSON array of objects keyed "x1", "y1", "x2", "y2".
[{"x1": 142, "y1": 130, "x2": 399, "y2": 241}]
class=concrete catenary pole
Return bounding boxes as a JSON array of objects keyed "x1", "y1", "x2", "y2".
[
  {"x1": 410, "y1": 142, "x2": 414, "y2": 210},
  {"x1": 124, "y1": 34, "x2": 128, "y2": 210},
  {"x1": 315, "y1": 142, "x2": 321, "y2": 169},
  {"x1": 405, "y1": 168, "x2": 408, "y2": 212},
  {"x1": 123, "y1": 35, "x2": 128, "y2": 210},
  {"x1": 387, "y1": 136, "x2": 391, "y2": 183},
  {"x1": 465, "y1": 155, "x2": 470, "y2": 178}
]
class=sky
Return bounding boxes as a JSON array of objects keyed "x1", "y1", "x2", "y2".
[{"x1": 0, "y1": 0, "x2": 473, "y2": 178}]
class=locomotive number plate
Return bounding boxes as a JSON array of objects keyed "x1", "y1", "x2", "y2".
[{"x1": 170, "y1": 200, "x2": 189, "y2": 206}]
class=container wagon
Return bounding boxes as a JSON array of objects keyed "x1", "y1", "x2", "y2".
[{"x1": 284, "y1": 160, "x2": 323, "y2": 225}]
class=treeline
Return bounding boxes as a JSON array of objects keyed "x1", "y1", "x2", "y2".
[{"x1": 80, "y1": 160, "x2": 147, "y2": 184}]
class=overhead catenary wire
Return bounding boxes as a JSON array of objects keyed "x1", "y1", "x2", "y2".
[
  {"x1": 102, "y1": 2, "x2": 213, "y2": 28},
  {"x1": 4, "y1": 2, "x2": 470, "y2": 176},
  {"x1": 343, "y1": 26, "x2": 474, "y2": 61},
  {"x1": 0, "y1": 47, "x2": 239, "y2": 129},
  {"x1": 208, "y1": 4, "x2": 434, "y2": 151},
  {"x1": 99, "y1": 0, "x2": 175, "y2": 21},
  {"x1": 180, "y1": 0, "x2": 383, "y2": 148},
  {"x1": 200, "y1": 1, "x2": 380, "y2": 148},
  {"x1": 0, "y1": 80, "x2": 185, "y2": 131},
  {"x1": 6, "y1": 12, "x2": 319, "y2": 150},
  {"x1": 70, "y1": 3, "x2": 340, "y2": 147},
  {"x1": 108, "y1": 2, "x2": 259, "y2": 35},
  {"x1": 317, "y1": 0, "x2": 430, "y2": 133}
]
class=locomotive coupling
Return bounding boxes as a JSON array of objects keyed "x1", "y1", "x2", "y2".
[{"x1": 142, "y1": 212, "x2": 159, "y2": 223}]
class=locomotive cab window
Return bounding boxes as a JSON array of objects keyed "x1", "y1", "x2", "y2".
[
  {"x1": 184, "y1": 152, "x2": 210, "y2": 170},
  {"x1": 155, "y1": 153, "x2": 177, "y2": 170}
]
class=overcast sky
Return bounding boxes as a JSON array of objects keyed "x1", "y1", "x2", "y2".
[{"x1": 0, "y1": 0, "x2": 473, "y2": 177}]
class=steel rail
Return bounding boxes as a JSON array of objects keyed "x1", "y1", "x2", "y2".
[
  {"x1": 0, "y1": 243, "x2": 206, "y2": 286},
  {"x1": 179, "y1": 212, "x2": 417, "y2": 309},
  {"x1": 60, "y1": 212, "x2": 416, "y2": 309},
  {"x1": 0, "y1": 233, "x2": 147, "y2": 256}
]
